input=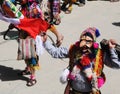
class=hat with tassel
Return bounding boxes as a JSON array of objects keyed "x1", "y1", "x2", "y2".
[{"x1": 80, "y1": 27, "x2": 100, "y2": 42}]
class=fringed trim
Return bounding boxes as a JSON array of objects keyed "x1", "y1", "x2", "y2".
[{"x1": 94, "y1": 49, "x2": 103, "y2": 76}]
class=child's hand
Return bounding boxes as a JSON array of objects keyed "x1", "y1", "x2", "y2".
[
  {"x1": 56, "y1": 34, "x2": 64, "y2": 47},
  {"x1": 40, "y1": 32, "x2": 47, "y2": 43}
]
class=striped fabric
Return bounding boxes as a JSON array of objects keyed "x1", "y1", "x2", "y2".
[{"x1": 17, "y1": 38, "x2": 36, "y2": 60}]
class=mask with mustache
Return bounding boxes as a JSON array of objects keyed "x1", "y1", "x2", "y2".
[{"x1": 80, "y1": 45, "x2": 92, "y2": 54}]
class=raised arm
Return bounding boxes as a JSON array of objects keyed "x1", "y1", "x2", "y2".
[{"x1": 103, "y1": 39, "x2": 120, "y2": 68}]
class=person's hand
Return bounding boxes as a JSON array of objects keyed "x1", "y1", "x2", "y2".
[
  {"x1": 40, "y1": 32, "x2": 47, "y2": 43},
  {"x1": 108, "y1": 39, "x2": 117, "y2": 48},
  {"x1": 56, "y1": 35, "x2": 64, "y2": 47}
]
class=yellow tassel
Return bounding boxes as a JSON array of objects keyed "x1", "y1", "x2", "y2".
[{"x1": 33, "y1": 65, "x2": 40, "y2": 70}]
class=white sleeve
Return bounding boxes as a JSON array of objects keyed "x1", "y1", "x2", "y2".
[
  {"x1": 44, "y1": 40, "x2": 69, "y2": 58},
  {"x1": 0, "y1": 13, "x2": 20, "y2": 25}
]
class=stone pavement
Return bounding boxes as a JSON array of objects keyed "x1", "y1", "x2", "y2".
[{"x1": 0, "y1": 1, "x2": 120, "y2": 94}]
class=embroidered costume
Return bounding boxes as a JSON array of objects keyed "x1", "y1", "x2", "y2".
[
  {"x1": 44, "y1": 27, "x2": 120, "y2": 94},
  {"x1": 0, "y1": 0, "x2": 63, "y2": 86}
]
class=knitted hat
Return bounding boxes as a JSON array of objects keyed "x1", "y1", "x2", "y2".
[{"x1": 80, "y1": 27, "x2": 100, "y2": 42}]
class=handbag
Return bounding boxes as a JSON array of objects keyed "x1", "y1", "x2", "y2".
[{"x1": 17, "y1": 38, "x2": 37, "y2": 60}]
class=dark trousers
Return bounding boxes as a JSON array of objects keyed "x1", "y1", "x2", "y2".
[
  {"x1": 71, "y1": 89, "x2": 101, "y2": 94},
  {"x1": 70, "y1": 89, "x2": 91, "y2": 94}
]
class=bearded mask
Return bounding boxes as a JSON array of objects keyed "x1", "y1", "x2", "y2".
[{"x1": 79, "y1": 27, "x2": 100, "y2": 54}]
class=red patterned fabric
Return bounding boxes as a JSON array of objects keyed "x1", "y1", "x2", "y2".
[{"x1": 17, "y1": 18, "x2": 49, "y2": 38}]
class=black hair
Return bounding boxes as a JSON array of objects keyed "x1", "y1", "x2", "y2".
[{"x1": 82, "y1": 32, "x2": 94, "y2": 40}]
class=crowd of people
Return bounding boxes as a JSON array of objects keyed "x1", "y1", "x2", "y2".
[{"x1": 0, "y1": 0, "x2": 120, "y2": 94}]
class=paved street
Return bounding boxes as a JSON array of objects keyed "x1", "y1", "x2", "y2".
[{"x1": 0, "y1": 1, "x2": 120, "y2": 94}]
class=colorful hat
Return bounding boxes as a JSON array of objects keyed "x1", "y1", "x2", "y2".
[{"x1": 80, "y1": 27, "x2": 100, "y2": 42}]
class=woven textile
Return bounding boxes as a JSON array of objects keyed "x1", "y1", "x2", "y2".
[{"x1": 17, "y1": 38, "x2": 36, "y2": 60}]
